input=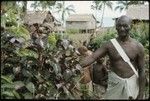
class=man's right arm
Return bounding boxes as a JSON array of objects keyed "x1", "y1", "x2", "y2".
[{"x1": 80, "y1": 43, "x2": 108, "y2": 68}]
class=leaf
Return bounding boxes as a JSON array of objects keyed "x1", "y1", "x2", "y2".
[
  {"x1": 12, "y1": 90, "x2": 21, "y2": 99},
  {"x1": 22, "y1": 68, "x2": 34, "y2": 79},
  {"x1": 23, "y1": 93, "x2": 33, "y2": 99},
  {"x1": 1, "y1": 75, "x2": 13, "y2": 84},
  {"x1": 17, "y1": 48, "x2": 38, "y2": 58},
  {"x1": 14, "y1": 81, "x2": 25, "y2": 90},
  {"x1": 63, "y1": 86, "x2": 74, "y2": 99},
  {"x1": 1, "y1": 83, "x2": 15, "y2": 89},
  {"x1": 50, "y1": 62, "x2": 61, "y2": 74},
  {"x1": 63, "y1": 69, "x2": 73, "y2": 81},
  {"x1": 34, "y1": 73, "x2": 44, "y2": 83},
  {"x1": 2, "y1": 91, "x2": 14, "y2": 97},
  {"x1": 26, "y1": 82, "x2": 35, "y2": 93}
]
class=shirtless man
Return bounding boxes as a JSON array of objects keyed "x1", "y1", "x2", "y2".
[{"x1": 80, "y1": 15, "x2": 145, "y2": 99}]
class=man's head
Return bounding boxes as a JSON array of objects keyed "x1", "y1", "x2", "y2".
[{"x1": 116, "y1": 15, "x2": 132, "y2": 38}]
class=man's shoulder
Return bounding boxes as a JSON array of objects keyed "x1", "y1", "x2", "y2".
[
  {"x1": 131, "y1": 38, "x2": 144, "y2": 48},
  {"x1": 131, "y1": 38, "x2": 144, "y2": 52}
]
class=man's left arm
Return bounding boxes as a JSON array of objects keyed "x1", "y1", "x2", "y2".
[{"x1": 137, "y1": 43, "x2": 146, "y2": 99}]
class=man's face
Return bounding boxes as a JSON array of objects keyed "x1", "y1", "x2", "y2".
[{"x1": 116, "y1": 17, "x2": 131, "y2": 37}]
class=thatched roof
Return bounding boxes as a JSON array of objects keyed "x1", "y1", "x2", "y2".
[
  {"x1": 66, "y1": 14, "x2": 96, "y2": 21},
  {"x1": 54, "y1": 19, "x2": 61, "y2": 26},
  {"x1": 126, "y1": 5, "x2": 149, "y2": 20},
  {"x1": 24, "y1": 11, "x2": 53, "y2": 25}
]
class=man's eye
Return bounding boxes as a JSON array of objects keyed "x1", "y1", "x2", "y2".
[
  {"x1": 123, "y1": 25, "x2": 128, "y2": 27},
  {"x1": 116, "y1": 25, "x2": 121, "y2": 27}
]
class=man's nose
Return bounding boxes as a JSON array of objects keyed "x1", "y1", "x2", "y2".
[{"x1": 120, "y1": 26, "x2": 125, "y2": 31}]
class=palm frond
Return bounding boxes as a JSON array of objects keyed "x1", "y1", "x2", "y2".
[
  {"x1": 106, "y1": 2, "x2": 113, "y2": 10},
  {"x1": 91, "y1": 5, "x2": 95, "y2": 10},
  {"x1": 119, "y1": 7, "x2": 124, "y2": 12},
  {"x1": 67, "y1": 5, "x2": 74, "y2": 9},
  {"x1": 114, "y1": 6, "x2": 121, "y2": 11},
  {"x1": 65, "y1": 8, "x2": 75, "y2": 13}
]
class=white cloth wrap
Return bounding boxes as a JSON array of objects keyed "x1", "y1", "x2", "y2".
[{"x1": 104, "y1": 71, "x2": 139, "y2": 99}]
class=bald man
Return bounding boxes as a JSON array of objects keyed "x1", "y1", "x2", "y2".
[{"x1": 80, "y1": 15, "x2": 145, "y2": 99}]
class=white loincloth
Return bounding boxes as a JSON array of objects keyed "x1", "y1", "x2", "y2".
[{"x1": 104, "y1": 71, "x2": 139, "y2": 99}]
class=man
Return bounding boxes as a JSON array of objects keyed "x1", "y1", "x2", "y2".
[{"x1": 80, "y1": 15, "x2": 145, "y2": 99}]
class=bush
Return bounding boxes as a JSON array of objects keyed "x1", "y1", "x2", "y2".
[
  {"x1": 88, "y1": 28, "x2": 117, "y2": 51},
  {"x1": 1, "y1": 28, "x2": 85, "y2": 99},
  {"x1": 130, "y1": 22, "x2": 149, "y2": 52},
  {"x1": 66, "y1": 29, "x2": 79, "y2": 34},
  {"x1": 48, "y1": 33, "x2": 57, "y2": 47}
]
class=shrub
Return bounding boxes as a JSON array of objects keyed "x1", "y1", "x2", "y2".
[
  {"x1": 130, "y1": 22, "x2": 149, "y2": 52},
  {"x1": 88, "y1": 28, "x2": 117, "y2": 51},
  {"x1": 66, "y1": 29, "x2": 79, "y2": 34},
  {"x1": 1, "y1": 27, "x2": 85, "y2": 99}
]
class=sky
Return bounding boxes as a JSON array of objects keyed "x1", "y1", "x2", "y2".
[
  {"x1": 65, "y1": 1, "x2": 126, "y2": 17},
  {"x1": 27, "y1": 1, "x2": 126, "y2": 27}
]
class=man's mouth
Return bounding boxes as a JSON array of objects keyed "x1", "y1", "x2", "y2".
[{"x1": 119, "y1": 31, "x2": 126, "y2": 34}]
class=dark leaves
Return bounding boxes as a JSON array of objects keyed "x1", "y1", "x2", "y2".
[{"x1": 1, "y1": 27, "x2": 83, "y2": 99}]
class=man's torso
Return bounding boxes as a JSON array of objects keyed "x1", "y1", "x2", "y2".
[{"x1": 106, "y1": 38, "x2": 140, "y2": 78}]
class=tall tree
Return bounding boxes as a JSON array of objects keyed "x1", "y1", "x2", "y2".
[
  {"x1": 30, "y1": 1, "x2": 39, "y2": 11},
  {"x1": 91, "y1": 1, "x2": 101, "y2": 28},
  {"x1": 22, "y1": 1, "x2": 27, "y2": 14},
  {"x1": 115, "y1": 1, "x2": 147, "y2": 12},
  {"x1": 55, "y1": 1, "x2": 75, "y2": 27},
  {"x1": 99, "y1": 1, "x2": 113, "y2": 27},
  {"x1": 30, "y1": 1, "x2": 56, "y2": 11}
]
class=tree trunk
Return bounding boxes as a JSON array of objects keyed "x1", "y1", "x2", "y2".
[
  {"x1": 100, "y1": 3, "x2": 105, "y2": 27},
  {"x1": 22, "y1": 1, "x2": 27, "y2": 14},
  {"x1": 62, "y1": 1, "x2": 65, "y2": 28}
]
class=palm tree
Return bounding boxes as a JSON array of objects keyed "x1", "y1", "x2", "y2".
[
  {"x1": 115, "y1": 1, "x2": 130, "y2": 12},
  {"x1": 30, "y1": 1, "x2": 39, "y2": 11},
  {"x1": 40, "y1": 1, "x2": 56, "y2": 10},
  {"x1": 22, "y1": 1, "x2": 27, "y2": 13},
  {"x1": 115, "y1": 1, "x2": 147, "y2": 12},
  {"x1": 55, "y1": 1, "x2": 75, "y2": 27},
  {"x1": 99, "y1": 1, "x2": 113, "y2": 27},
  {"x1": 30, "y1": 1, "x2": 56, "y2": 11},
  {"x1": 91, "y1": 1, "x2": 101, "y2": 28}
]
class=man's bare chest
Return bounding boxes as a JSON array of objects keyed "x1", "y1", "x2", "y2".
[{"x1": 108, "y1": 42, "x2": 138, "y2": 61}]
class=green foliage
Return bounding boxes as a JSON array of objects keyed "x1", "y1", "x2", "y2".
[
  {"x1": 88, "y1": 23, "x2": 149, "y2": 52},
  {"x1": 6, "y1": 25, "x2": 30, "y2": 40},
  {"x1": 130, "y1": 22, "x2": 149, "y2": 53},
  {"x1": 1, "y1": 75, "x2": 21, "y2": 99},
  {"x1": 30, "y1": 1, "x2": 56, "y2": 11},
  {"x1": 48, "y1": 33, "x2": 57, "y2": 47},
  {"x1": 16, "y1": 49, "x2": 38, "y2": 61},
  {"x1": 1, "y1": 25, "x2": 84, "y2": 99},
  {"x1": 66, "y1": 29, "x2": 79, "y2": 34},
  {"x1": 88, "y1": 28, "x2": 116, "y2": 50},
  {"x1": 1, "y1": 2, "x2": 30, "y2": 41}
]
